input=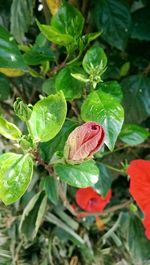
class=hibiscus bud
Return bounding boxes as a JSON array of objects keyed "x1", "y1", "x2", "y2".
[{"x1": 64, "y1": 122, "x2": 105, "y2": 162}]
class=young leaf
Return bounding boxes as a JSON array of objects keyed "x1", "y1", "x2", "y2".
[
  {"x1": 37, "y1": 22, "x2": 74, "y2": 46},
  {"x1": 55, "y1": 160, "x2": 99, "y2": 188},
  {"x1": 28, "y1": 92, "x2": 67, "y2": 142},
  {"x1": 0, "y1": 153, "x2": 33, "y2": 205},
  {"x1": 119, "y1": 124, "x2": 149, "y2": 145},
  {"x1": 83, "y1": 46, "x2": 107, "y2": 74},
  {"x1": 120, "y1": 62, "x2": 130, "y2": 77},
  {"x1": 0, "y1": 116, "x2": 22, "y2": 140},
  {"x1": 93, "y1": 0, "x2": 131, "y2": 50},
  {"x1": 82, "y1": 32, "x2": 101, "y2": 46},
  {"x1": 51, "y1": 2, "x2": 84, "y2": 38},
  {"x1": 19, "y1": 191, "x2": 47, "y2": 240},
  {"x1": 81, "y1": 90, "x2": 124, "y2": 150}
]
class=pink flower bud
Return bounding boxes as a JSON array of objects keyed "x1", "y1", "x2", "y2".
[{"x1": 65, "y1": 122, "x2": 105, "y2": 162}]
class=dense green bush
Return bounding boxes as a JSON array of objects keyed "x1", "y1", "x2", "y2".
[{"x1": 0, "y1": 0, "x2": 150, "y2": 264}]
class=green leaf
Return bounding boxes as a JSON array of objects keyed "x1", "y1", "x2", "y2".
[
  {"x1": 81, "y1": 90, "x2": 124, "y2": 151},
  {"x1": 120, "y1": 62, "x2": 130, "y2": 77},
  {"x1": 40, "y1": 119, "x2": 77, "y2": 161},
  {"x1": 54, "y1": 208, "x2": 79, "y2": 231},
  {"x1": 131, "y1": 8, "x2": 150, "y2": 41},
  {"x1": 19, "y1": 191, "x2": 47, "y2": 240},
  {"x1": 28, "y1": 92, "x2": 67, "y2": 142},
  {"x1": 37, "y1": 22, "x2": 74, "y2": 46},
  {"x1": 55, "y1": 66, "x2": 84, "y2": 100},
  {"x1": 119, "y1": 124, "x2": 149, "y2": 145},
  {"x1": 83, "y1": 46, "x2": 107, "y2": 74},
  {"x1": 82, "y1": 32, "x2": 101, "y2": 46},
  {"x1": 0, "y1": 75, "x2": 10, "y2": 100},
  {"x1": 71, "y1": 72, "x2": 89, "y2": 83},
  {"x1": 121, "y1": 75, "x2": 150, "y2": 123},
  {"x1": 0, "y1": 25, "x2": 27, "y2": 70},
  {"x1": 10, "y1": 0, "x2": 35, "y2": 43},
  {"x1": 43, "y1": 175, "x2": 58, "y2": 205},
  {"x1": 97, "y1": 81, "x2": 123, "y2": 103},
  {"x1": 24, "y1": 33, "x2": 54, "y2": 66},
  {"x1": 55, "y1": 160, "x2": 99, "y2": 188},
  {"x1": 0, "y1": 153, "x2": 33, "y2": 205},
  {"x1": 14, "y1": 98, "x2": 32, "y2": 122},
  {"x1": 93, "y1": 0, "x2": 131, "y2": 50},
  {"x1": 51, "y1": 2, "x2": 84, "y2": 38},
  {"x1": 46, "y1": 212, "x2": 85, "y2": 245},
  {"x1": 128, "y1": 214, "x2": 150, "y2": 263},
  {"x1": 94, "y1": 163, "x2": 112, "y2": 197},
  {"x1": 0, "y1": 116, "x2": 22, "y2": 140},
  {"x1": 42, "y1": 77, "x2": 56, "y2": 95},
  {"x1": 0, "y1": 0, "x2": 12, "y2": 29},
  {"x1": 24, "y1": 45, "x2": 54, "y2": 66}
]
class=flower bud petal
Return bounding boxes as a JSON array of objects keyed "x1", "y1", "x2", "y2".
[{"x1": 65, "y1": 122, "x2": 105, "y2": 162}]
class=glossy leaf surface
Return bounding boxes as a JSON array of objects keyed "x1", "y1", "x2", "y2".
[
  {"x1": 0, "y1": 153, "x2": 33, "y2": 205},
  {"x1": 29, "y1": 92, "x2": 67, "y2": 142},
  {"x1": 122, "y1": 75, "x2": 150, "y2": 123},
  {"x1": 55, "y1": 160, "x2": 99, "y2": 188},
  {"x1": 97, "y1": 81, "x2": 123, "y2": 103},
  {"x1": 93, "y1": 0, "x2": 131, "y2": 50},
  {"x1": 51, "y1": 2, "x2": 84, "y2": 37},
  {"x1": 0, "y1": 25, "x2": 27, "y2": 70},
  {"x1": 119, "y1": 124, "x2": 149, "y2": 145},
  {"x1": 0, "y1": 116, "x2": 22, "y2": 140},
  {"x1": 55, "y1": 66, "x2": 84, "y2": 100}
]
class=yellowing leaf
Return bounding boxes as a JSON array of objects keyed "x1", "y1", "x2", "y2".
[
  {"x1": 46, "y1": 0, "x2": 61, "y2": 15},
  {"x1": 0, "y1": 68, "x2": 24, "y2": 77}
]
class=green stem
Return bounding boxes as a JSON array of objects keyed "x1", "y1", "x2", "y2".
[
  {"x1": 102, "y1": 144, "x2": 129, "y2": 157},
  {"x1": 67, "y1": 50, "x2": 82, "y2": 65},
  {"x1": 102, "y1": 163, "x2": 126, "y2": 175},
  {"x1": 26, "y1": 120, "x2": 34, "y2": 141}
]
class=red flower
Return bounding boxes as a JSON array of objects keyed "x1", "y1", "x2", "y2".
[
  {"x1": 143, "y1": 206, "x2": 150, "y2": 240},
  {"x1": 75, "y1": 187, "x2": 112, "y2": 212},
  {"x1": 64, "y1": 122, "x2": 105, "y2": 162},
  {"x1": 127, "y1": 159, "x2": 150, "y2": 239}
]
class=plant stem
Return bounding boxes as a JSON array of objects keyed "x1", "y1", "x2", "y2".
[
  {"x1": 26, "y1": 120, "x2": 35, "y2": 141},
  {"x1": 102, "y1": 144, "x2": 129, "y2": 157},
  {"x1": 102, "y1": 163, "x2": 126, "y2": 175},
  {"x1": 33, "y1": 150, "x2": 53, "y2": 176},
  {"x1": 47, "y1": 57, "x2": 68, "y2": 77},
  {"x1": 76, "y1": 200, "x2": 132, "y2": 218}
]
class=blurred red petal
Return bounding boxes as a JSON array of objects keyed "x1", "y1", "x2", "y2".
[
  {"x1": 143, "y1": 206, "x2": 150, "y2": 240},
  {"x1": 128, "y1": 160, "x2": 150, "y2": 211},
  {"x1": 75, "y1": 187, "x2": 111, "y2": 212}
]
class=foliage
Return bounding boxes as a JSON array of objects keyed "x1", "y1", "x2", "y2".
[{"x1": 0, "y1": 0, "x2": 150, "y2": 264}]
